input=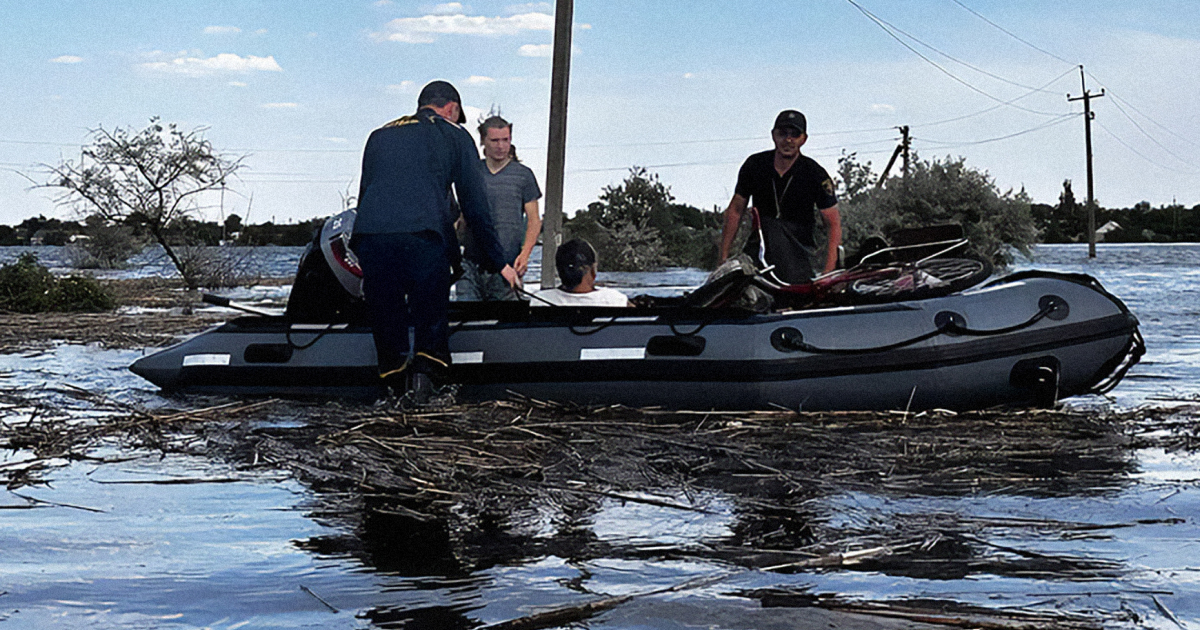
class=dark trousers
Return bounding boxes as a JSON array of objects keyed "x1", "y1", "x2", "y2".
[{"x1": 351, "y1": 231, "x2": 450, "y2": 376}]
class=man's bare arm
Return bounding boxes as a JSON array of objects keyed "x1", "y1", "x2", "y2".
[
  {"x1": 819, "y1": 205, "x2": 842, "y2": 274},
  {"x1": 514, "y1": 199, "x2": 542, "y2": 277},
  {"x1": 718, "y1": 194, "x2": 748, "y2": 264}
]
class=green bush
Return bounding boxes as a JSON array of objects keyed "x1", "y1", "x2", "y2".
[
  {"x1": 839, "y1": 154, "x2": 1038, "y2": 266},
  {"x1": 566, "y1": 168, "x2": 721, "y2": 271},
  {"x1": 48, "y1": 276, "x2": 115, "y2": 312},
  {"x1": 0, "y1": 253, "x2": 114, "y2": 313}
]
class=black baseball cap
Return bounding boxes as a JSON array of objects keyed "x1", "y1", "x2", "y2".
[
  {"x1": 773, "y1": 110, "x2": 807, "y2": 135},
  {"x1": 417, "y1": 80, "x2": 466, "y2": 123}
]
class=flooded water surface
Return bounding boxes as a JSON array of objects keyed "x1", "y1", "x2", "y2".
[{"x1": 1, "y1": 243, "x2": 1198, "y2": 629}]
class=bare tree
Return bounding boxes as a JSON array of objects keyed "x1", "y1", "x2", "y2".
[{"x1": 44, "y1": 118, "x2": 244, "y2": 289}]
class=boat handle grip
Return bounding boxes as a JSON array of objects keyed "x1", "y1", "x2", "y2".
[{"x1": 202, "y1": 293, "x2": 232, "y2": 307}]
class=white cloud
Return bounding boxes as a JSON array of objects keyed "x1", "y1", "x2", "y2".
[
  {"x1": 255, "y1": 28, "x2": 268, "y2": 35},
  {"x1": 323, "y1": 137, "x2": 349, "y2": 144},
  {"x1": 228, "y1": 81, "x2": 248, "y2": 87},
  {"x1": 466, "y1": 75, "x2": 495, "y2": 84},
  {"x1": 432, "y1": 2, "x2": 464, "y2": 14},
  {"x1": 261, "y1": 102, "x2": 298, "y2": 109},
  {"x1": 374, "y1": 0, "x2": 393, "y2": 5},
  {"x1": 518, "y1": 43, "x2": 551, "y2": 57},
  {"x1": 50, "y1": 55, "x2": 83, "y2": 64},
  {"x1": 204, "y1": 25, "x2": 241, "y2": 35},
  {"x1": 683, "y1": 72, "x2": 695, "y2": 79},
  {"x1": 505, "y1": 2, "x2": 551, "y2": 13},
  {"x1": 578, "y1": 23, "x2": 591, "y2": 29},
  {"x1": 140, "y1": 53, "x2": 283, "y2": 77},
  {"x1": 373, "y1": 12, "x2": 553, "y2": 43},
  {"x1": 871, "y1": 103, "x2": 896, "y2": 114},
  {"x1": 386, "y1": 80, "x2": 417, "y2": 93}
]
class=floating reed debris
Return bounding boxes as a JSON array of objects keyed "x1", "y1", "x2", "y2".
[{"x1": 2, "y1": 386, "x2": 1196, "y2": 626}]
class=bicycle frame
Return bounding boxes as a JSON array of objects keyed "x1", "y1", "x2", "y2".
[{"x1": 754, "y1": 237, "x2": 971, "y2": 305}]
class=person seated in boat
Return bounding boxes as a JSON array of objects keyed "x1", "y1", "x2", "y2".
[
  {"x1": 531, "y1": 238, "x2": 630, "y2": 307},
  {"x1": 717, "y1": 109, "x2": 842, "y2": 285}
]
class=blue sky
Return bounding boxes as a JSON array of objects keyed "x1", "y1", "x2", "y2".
[{"x1": 2, "y1": 0, "x2": 1199, "y2": 228}]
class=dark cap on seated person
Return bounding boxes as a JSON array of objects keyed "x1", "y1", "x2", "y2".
[
  {"x1": 417, "y1": 80, "x2": 467, "y2": 123},
  {"x1": 774, "y1": 109, "x2": 807, "y2": 135}
]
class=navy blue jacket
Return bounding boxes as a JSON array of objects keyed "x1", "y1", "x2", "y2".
[{"x1": 355, "y1": 107, "x2": 507, "y2": 272}]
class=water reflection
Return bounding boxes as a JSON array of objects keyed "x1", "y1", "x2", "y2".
[{"x1": 3, "y1": 242, "x2": 1200, "y2": 628}]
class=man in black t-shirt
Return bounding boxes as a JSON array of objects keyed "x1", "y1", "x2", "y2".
[{"x1": 718, "y1": 110, "x2": 842, "y2": 284}]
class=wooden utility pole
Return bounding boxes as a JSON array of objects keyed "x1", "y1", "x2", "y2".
[
  {"x1": 541, "y1": 0, "x2": 574, "y2": 289},
  {"x1": 1067, "y1": 66, "x2": 1104, "y2": 258},
  {"x1": 875, "y1": 125, "x2": 911, "y2": 189}
]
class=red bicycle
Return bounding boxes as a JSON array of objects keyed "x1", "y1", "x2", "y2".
[{"x1": 689, "y1": 223, "x2": 993, "y2": 310}]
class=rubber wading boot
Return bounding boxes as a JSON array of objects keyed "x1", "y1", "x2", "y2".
[
  {"x1": 379, "y1": 362, "x2": 411, "y2": 398},
  {"x1": 408, "y1": 372, "x2": 435, "y2": 405}
]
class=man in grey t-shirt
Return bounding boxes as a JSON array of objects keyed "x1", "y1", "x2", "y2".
[{"x1": 456, "y1": 115, "x2": 543, "y2": 301}]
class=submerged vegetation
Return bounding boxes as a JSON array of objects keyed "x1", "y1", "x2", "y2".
[
  {"x1": 566, "y1": 167, "x2": 722, "y2": 271},
  {"x1": 837, "y1": 152, "x2": 1039, "y2": 266},
  {"x1": 0, "y1": 253, "x2": 113, "y2": 313}
]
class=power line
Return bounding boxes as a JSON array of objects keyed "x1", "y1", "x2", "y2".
[
  {"x1": 844, "y1": 0, "x2": 1066, "y2": 116},
  {"x1": 228, "y1": 146, "x2": 357, "y2": 154},
  {"x1": 908, "y1": 67, "x2": 1078, "y2": 130},
  {"x1": 1084, "y1": 69, "x2": 1200, "y2": 151},
  {"x1": 867, "y1": 4, "x2": 1064, "y2": 95},
  {"x1": 947, "y1": 0, "x2": 1075, "y2": 66},
  {"x1": 1094, "y1": 121, "x2": 1199, "y2": 175},
  {"x1": 0, "y1": 139, "x2": 79, "y2": 148},
  {"x1": 915, "y1": 113, "x2": 1078, "y2": 149},
  {"x1": 239, "y1": 178, "x2": 354, "y2": 184},
  {"x1": 570, "y1": 159, "x2": 743, "y2": 173},
  {"x1": 809, "y1": 137, "x2": 902, "y2": 153},
  {"x1": 1103, "y1": 95, "x2": 1193, "y2": 167}
]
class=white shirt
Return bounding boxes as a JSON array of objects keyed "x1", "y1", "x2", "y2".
[{"x1": 530, "y1": 286, "x2": 630, "y2": 307}]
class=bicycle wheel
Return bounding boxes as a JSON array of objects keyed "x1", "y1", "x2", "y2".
[{"x1": 848, "y1": 257, "x2": 993, "y2": 303}]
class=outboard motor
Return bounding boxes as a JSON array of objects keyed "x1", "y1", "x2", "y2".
[{"x1": 286, "y1": 209, "x2": 367, "y2": 323}]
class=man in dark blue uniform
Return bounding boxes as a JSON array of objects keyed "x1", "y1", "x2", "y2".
[{"x1": 352, "y1": 80, "x2": 518, "y2": 399}]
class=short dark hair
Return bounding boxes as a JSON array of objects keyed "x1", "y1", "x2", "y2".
[
  {"x1": 556, "y1": 238, "x2": 597, "y2": 289},
  {"x1": 417, "y1": 80, "x2": 465, "y2": 123},
  {"x1": 478, "y1": 115, "x2": 518, "y2": 161},
  {"x1": 417, "y1": 80, "x2": 461, "y2": 108}
]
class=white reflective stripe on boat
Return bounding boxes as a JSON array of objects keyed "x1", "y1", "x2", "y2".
[
  {"x1": 963, "y1": 282, "x2": 1020, "y2": 295},
  {"x1": 452, "y1": 351, "x2": 484, "y2": 364},
  {"x1": 182, "y1": 353, "x2": 231, "y2": 367},
  {"x1": 458, "y1": 320, "x2": 500, "y2": 327},
  {"x1": 290, "y1": 323, "x2": 348, "y2": 330},
  {"x1": 595, "y1": 316, "x2": 658, "y2": 323},
  {"x1": 580, "y1": 347, "x2": 646, "y2": 361}
]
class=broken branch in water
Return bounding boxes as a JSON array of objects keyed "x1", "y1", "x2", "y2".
[{"x1": 479, "y1": 538, "x2": 923, "y2": 630}]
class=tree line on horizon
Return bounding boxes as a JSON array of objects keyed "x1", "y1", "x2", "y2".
[
  {"x1": 15, "y1": 117, "x2": 1200, "y2": 290},
  {"x1": 1, "y1": 213, "x2": 323, "y2": 248}
]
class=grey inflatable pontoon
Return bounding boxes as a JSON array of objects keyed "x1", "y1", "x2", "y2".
[{"x1": 130, "y1": 268, "x2": 1142, "y2": 411}]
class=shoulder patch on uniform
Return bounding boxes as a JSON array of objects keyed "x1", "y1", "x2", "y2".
[
  {"x1": 382, "y1": 115, "x2": 418, "y2": 128},
  {"x1": 821, "y1": 178, "x2": 835, "y2": 196}
]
